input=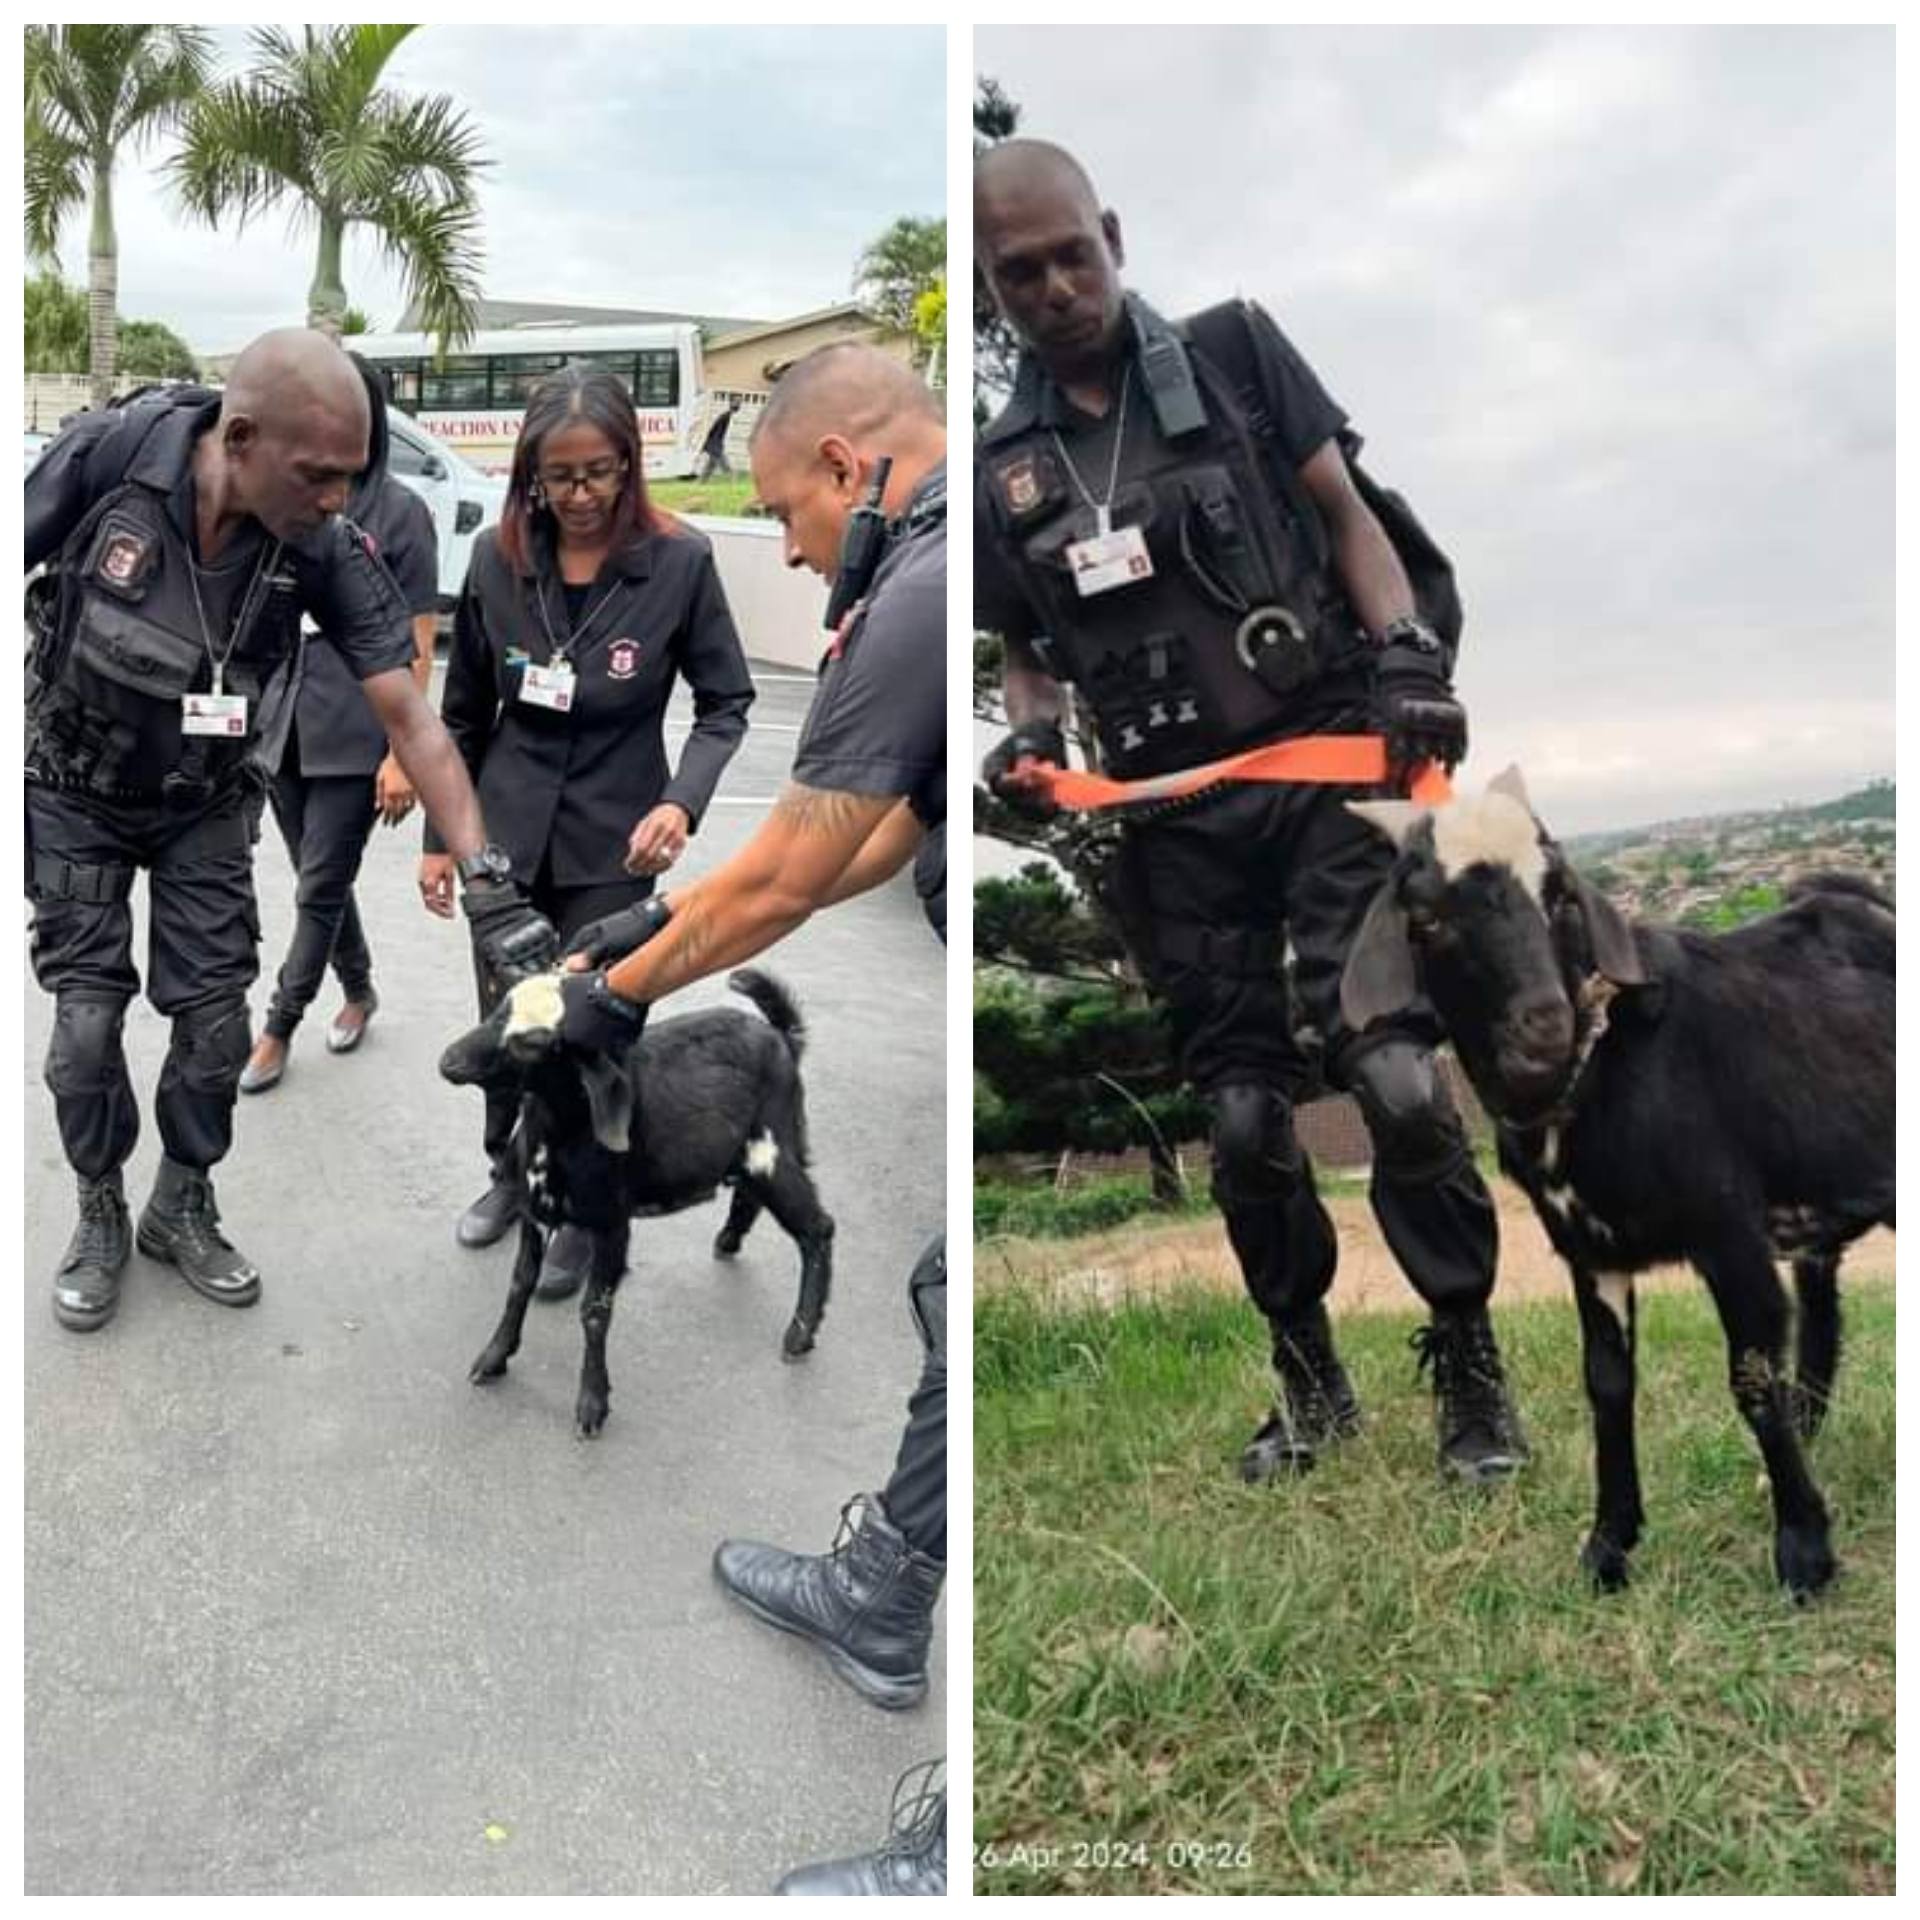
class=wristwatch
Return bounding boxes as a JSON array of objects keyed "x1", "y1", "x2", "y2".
[
  {"x1": 1377, "y1": 615, "x2": 1443, "y2": 655},
  {"x1": 456, "y1": 843, "x2": 513, "y2": 888}
]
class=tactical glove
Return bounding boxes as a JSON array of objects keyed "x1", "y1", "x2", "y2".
[
  {"x1": 462, "y1": 876, "x2": 558, "y2": 986},
  {"x1": 558, "y1": 968, "x2": 649, "y2": 1057},
  {"x1": 981, "y1": 720, "x2": 1068, "y2": 819},
  {"x1": 565, "y1": 897, "x2": 673, "y2": 969},
  {"x1": 1374, "y1": 622, "x2": 1467, "y2": 787}
]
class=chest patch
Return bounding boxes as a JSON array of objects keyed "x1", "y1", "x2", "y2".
[
  {"x1": 607, "y1": 638, "x2": 641, "y2": 681},
  {"x1": 993, "y1": 447, "x2": 1062, "y2": 524}
]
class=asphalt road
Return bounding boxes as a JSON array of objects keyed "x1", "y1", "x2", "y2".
[{"x1": 23, "y1": 660, "x2": 947, "y2": 1895}]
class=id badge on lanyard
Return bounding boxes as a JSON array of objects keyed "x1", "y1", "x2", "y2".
[
  {"x1": 521, "y1": 659, "x2": 577, "y2": 713},
  {"x1": 182, "y1": 664, "x2": 247, "y2": 737},
  {"x1": 181, "y1": 693, "x2": 248, "y2": 737},
  {"x1": 1065, "y1": 519, "x2": 1154, "y2": 598}
]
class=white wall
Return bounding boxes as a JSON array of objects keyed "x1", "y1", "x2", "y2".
[{"x1": 686, "y1": 514, "x2": 829, "y2": 671}]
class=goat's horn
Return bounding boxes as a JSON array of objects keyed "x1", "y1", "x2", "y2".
[{"x1": 1346, "y1": 799, "x2": 1427, "y2": 849}]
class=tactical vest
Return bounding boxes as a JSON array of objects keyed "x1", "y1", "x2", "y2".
[
  {"x1": 29, "y1": 395, "x2": 302, "y2": 805},
  {"x1": 980, "y1": 338, "x2": 1363, "y2": 780}
]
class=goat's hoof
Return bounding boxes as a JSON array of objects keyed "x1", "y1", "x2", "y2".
[
  {"x1": 1580, "y1": 1534, "x2": 1633, "y2": 1592},
  {"x1": 713, "y1": 1230, "x2": 744, "y2": 1260},
  {"x1": 575, "y1": 1396, "x2": 609, "y2": 1437},
  {"x1": 469, "y1": 1350, "x2": 509, "y2": 1384},
  {"x1": 1776, "y1": 1526, "x2": 1837, "y2": 1602},
  {"x1": 781, "y1": 1319, "x2": 817, "y2": 1361}
]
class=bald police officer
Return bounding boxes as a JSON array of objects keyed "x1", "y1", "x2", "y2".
[
  {"x1": 975, "y1": 140, "x2": 1526, "y2": 1487},
  {"x1": 26, "y1": 328, "x2": 550, "y2": 1332},
  {"x1": 557, "y1": 342, "x2": 947, "y2": 1894}
]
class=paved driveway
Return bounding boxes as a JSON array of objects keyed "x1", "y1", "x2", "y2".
[{"x1": 23, "y1": 661, "x2": 946, "y2": 1894}]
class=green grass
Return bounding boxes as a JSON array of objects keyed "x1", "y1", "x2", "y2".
[
  {"x1": 974, "y1": 1280, "x2": 1895, "y2": 1894},
  {"x1": 652, "y1": 474, "x2": 760, "y2": 518}
]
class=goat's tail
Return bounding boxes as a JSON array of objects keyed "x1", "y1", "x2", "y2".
[
  {"x1": 1788, "y1": 870, "x2": 1895, "y2": 914},
  {"x1": 728, "y1": 968, "x2": 807, "y2": 1059}
]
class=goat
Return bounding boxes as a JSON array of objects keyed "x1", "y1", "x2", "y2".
[
  {"x1": 439, "y1": 968, "x2": 835, "y2": 1436},
  {"x1": 1342, "y1": 767, "x2": 1893, "y2": 1598}
]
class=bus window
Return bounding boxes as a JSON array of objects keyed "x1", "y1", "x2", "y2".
[
  {"x1": 634, "y1": 350, "x2": 680, "y2": 408},
  {"x1": 492, "y1": 353, "x2": 569, "y2": 406},
  {"x1": 388, "y1": 362, "x2": 423, "y2": 408},
  {"x1": 422, "y1": 355, "x2": 491, "y2": 410}
]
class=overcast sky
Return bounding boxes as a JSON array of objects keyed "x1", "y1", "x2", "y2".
[
  {"x1": 43, "y1": 25, "x2": 943, "y2": 353},
  {"x1": 975, "y1": 25, "x2": 1894, "y2": 834}
]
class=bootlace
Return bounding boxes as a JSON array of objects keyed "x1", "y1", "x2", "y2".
[
  {"x1": 173, "y1": 1174, "x2": 235, "y2": 1249},
  {"x1": 1277, "y1": 1315, "x2": 1340, "y2": 1397},
  {"x1": 70, "y1": 1183, "x2": 124, "y2": 1261},
  {"x1": 828, "y1": 1493, "x2": 875, "y2": 1560},
  {"x1": 1410, "y1": 1320, "x2": 1509, "y2": 1435},
  {"x1": 879, "y1": 1758, "x2": 946, "y2": 1857}
]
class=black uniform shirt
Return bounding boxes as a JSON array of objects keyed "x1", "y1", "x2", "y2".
[
  {"x1": 288, "y1": 478, "x2": 439, "y2": 778},
  {"x1": 973, "y1": 301, "x2": 1348, "y2": 650},
  {"x1": 430, "y1": 520, "x2": 754, "y2": 886},
  {"x1": 791, "y1": 462, "x2": 947, "y2": 942},
  {"x1": 24, "y1": 396, "x2": 415, "y2": 685}
]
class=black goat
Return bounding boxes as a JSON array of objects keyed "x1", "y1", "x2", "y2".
[
  {"x1": 1343, "y1": 768, "x2": 1893, "y2": 1598},
  {"x1": 439, "y1": 968, "x2": 835, "y2": 1436}
]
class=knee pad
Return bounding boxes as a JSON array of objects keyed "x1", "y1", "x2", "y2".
[
  {"x1": 168, "y1": 996, "x2": 253, "y2": 1092},
  {"x1": 1347, "y1": 1038, "x2": 1467, "y2": 1179},
  {"x1": 45, "y1": 994, "x2": 130, "y2": 1096},
  {"x1": 908, "y1": 1235, "x2": 946, "y2": 1363},
  {"x1": 1209, "y1": 1081, "x2": 1304, "y2": 1206}
]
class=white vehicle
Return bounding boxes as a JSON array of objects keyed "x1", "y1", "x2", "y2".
[
  {"x1": 355, "y1": 323, "x2": 705, "y2": 480},
  {"x1": 384, "y1": 408, "x2": 506, "y2": 608}
]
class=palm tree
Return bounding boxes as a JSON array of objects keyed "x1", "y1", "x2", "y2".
[
  {"x1": 24, "y1": 25, "x2": 213, "y2": 408},
  {"x1": 169, "y1": 25, "x2": 486, "y2": 350}
]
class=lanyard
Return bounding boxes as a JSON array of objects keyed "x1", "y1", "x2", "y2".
[
  {"x1": 533, "y1": 572, "x2": 621, "y2": 666},
  {"x1": 185, "y1": 536, "x2": 282, "y2": 697},
  {"x1": 1050, "y1": 365, "x2": 1132, "y2": 537}
]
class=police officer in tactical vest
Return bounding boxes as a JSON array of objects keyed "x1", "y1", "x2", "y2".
[
  {"x1": 975, "y1": 140, "x2": 1526, "y2": 1486},
  {"x1": 25, "y1": 328, "x2": 552, "y2": 1334},
  {"x1": 556, "y1": 344, "x2": 948, "y2": 1894}
]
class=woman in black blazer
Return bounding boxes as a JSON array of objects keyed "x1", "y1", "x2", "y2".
[{"x1": 422, "y1": 362, "x2": 755, "y2": 1297}]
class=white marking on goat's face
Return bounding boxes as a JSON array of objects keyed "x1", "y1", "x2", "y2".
[
  {"x1": 744, "y1": 1133, "x2": 780, "y2": 1177},
  {"x1": 1428, "y1": 793, "x2": 1548, "y2": 903},
  {"x1": 1596, "y1": 1273, "x2": 1633, "y2": 1333},
  {"x1": 502, "y1": 972, "x2": 566, "y2": 1042}
]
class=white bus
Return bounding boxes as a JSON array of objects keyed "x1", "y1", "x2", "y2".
[{"x1": 353, "y1": 322, "x2": 705, "y2": 480}]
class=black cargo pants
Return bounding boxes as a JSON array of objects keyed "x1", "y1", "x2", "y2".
[
  {"x1": 27, "y1": 780, "x2": 261, "y2": 1180},
  {"x1": 879, "y1": 1233, "x2": 946, "y2": 1562},
  {"x1": 1106, "y1": 775, "x2": 1497, "y2": 1335}
]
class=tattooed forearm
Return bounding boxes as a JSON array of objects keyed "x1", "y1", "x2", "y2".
[{"x1": 603, "y1": 782, "x2": 891, "y2": 1005}]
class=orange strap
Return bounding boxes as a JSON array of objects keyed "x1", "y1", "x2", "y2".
[{"x1": 1017, "y1": 734, "x2": 1453, "y2": 812}]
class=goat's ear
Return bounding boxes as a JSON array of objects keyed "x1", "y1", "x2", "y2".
[
  {"x1": 439, "y1": 1021, "x2": 504, "y2": 1087},
  {"x1": 1341, "y1": 883, "x2": 1419, "y2": 1031},
  {"x1": 579, "y1": 1055, "x2": 634, "y2": 1153},
  {"x1": 1347, "y1": 799, "x2": 1427, "y2": 849},
  {"x1": 1486, "y1": 764, "x2": 1534, "y2": 813},
  {"x1": 1571, "y1": 872, "x2": 1647, "y2": 987}
]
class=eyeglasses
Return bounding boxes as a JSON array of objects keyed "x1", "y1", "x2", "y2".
[{"x1": 534, "y1": 459, "x2": 628, "y2": 499}]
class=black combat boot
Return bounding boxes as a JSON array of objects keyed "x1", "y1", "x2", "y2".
[
  {"x1": 1412, "y1": 1309, "x2": 1530, "y2": 1485},
  {"x1": 775, "y1": 1760, "x2": 946, "y2": 1896},
  {"x1": 535, "y1": 1224, "x2": 591, "y2": 1302},
  {"x1": 1241, "y1": 1304, "x2": 1363, "y2": 1481},
  {"x1": 456, "y1": 1178, "x2": 520, "y2": 1250},
  {"x1": 136, "y1": 1157, "x2": 262, "y2": 1307},
  {"x1": 53, "y1": 1170, "x2": 133, "y2": 1332},
  {"x1": 713, "y1": 1493, "x2": 944, "y2": 1710}
]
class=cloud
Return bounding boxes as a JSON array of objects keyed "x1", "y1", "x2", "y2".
[{"x1": 53, "y1": 26, "x2": 943, "y2": 350}]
